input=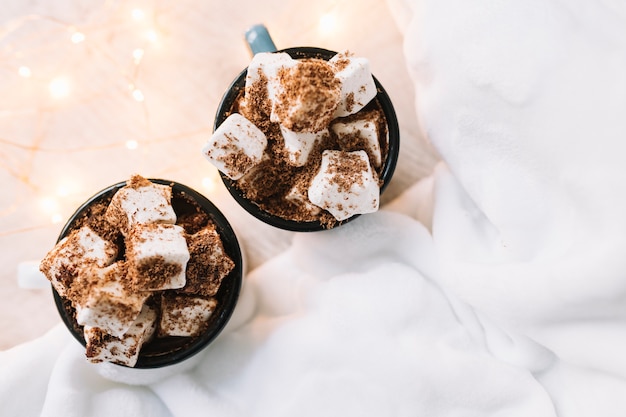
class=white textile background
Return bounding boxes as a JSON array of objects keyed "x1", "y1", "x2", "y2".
[
  {"x1": 390, "y1": 0, "x2": 626, "y2": 375},
  {"x1": 2, "y1": 0, "x2": 626, "y2": 415}
]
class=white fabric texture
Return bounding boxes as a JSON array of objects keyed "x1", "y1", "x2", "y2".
[
  {"x1": 3, "y1": 0, "x2": 626, "y2": 415},
  {"x1": 392, "y1": 0, "x2": 626, "y2": 373}
]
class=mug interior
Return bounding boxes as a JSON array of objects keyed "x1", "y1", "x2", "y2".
[
  {"x1": 52, "y1": 179, "x2": 243, "y2": 368},
  {"x1": 213, "y1": 47, "x2": 400, "y2": 232}
]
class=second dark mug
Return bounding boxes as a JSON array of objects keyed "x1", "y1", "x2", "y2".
[
  {"x1": 52, "y1": 179, "x2": 243, "y2": 369},
  {"x1": 213, "y1": 28, "x2": 400, "y2": 232}
]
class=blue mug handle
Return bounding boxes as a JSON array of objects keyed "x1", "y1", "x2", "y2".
[{"x1": 244, "y1": 24, "x2": 277, "y2": 55}]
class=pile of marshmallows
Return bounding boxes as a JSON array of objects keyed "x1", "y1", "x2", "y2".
[
  {"x1": 203, "y1": 51, "x2": 384, "y2": 221},
  {"x1": 40, "y1": 176, "x2": 233, "y2": 367}
]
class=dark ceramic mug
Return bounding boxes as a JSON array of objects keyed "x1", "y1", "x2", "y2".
[
  {"x1": 52, "y1": 179, "x2": 243, "y2": 368},
  {"x1": 213, "y1": 26, "x2": 400, "y2": 232}
]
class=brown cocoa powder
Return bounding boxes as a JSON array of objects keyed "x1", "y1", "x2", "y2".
[
  {"x1": 49, "y1": 179, "x2": 235, "y2": 364},
  {"x1": 230, "y1": 56, "x2": 388, "y2": 227}
]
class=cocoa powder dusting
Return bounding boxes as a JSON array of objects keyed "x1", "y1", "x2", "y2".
[
  {"x1": 159, "y1": 294, "x2": 217, "y2": 337},
  {"x1": 241, "y1": 69, "x2": 272, "y2": 131},
  {"x1": 274, "y1": 59, "x2": 340, "y2": 132},
  {"x1": 327, "y1": 152, "x2": 368, "y2": 193},
  {"x1": 47, "y1": 178, "x2": 235, "y2": 365},
  {"x1": 128, "y1": 175, "x2": 153, "y2": 189},
  {"x1": 86, "y1": 327, "x2": 114, "y2": 359},
  {"x1": 214, "y1": 141, "x2": 255, "y2": 175},
  {"x1": 132, "y1": 256, "x2": 182, "y2": 291},
  {"x1": 345, "y1": 92, "x2": 355, "y2": 113},
  {"x1": 181, "y1": 224, "x2": 235, "y2": 297},
  {"x1": 225, "y1": 56, "x2": 388, "y2": 228},
  {"x1": 332, "y1": 56, "x2": 351, "y2": 72}
]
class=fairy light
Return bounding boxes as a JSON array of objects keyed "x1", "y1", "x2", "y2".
[
  {"x1": 319, "y1": 12, "x2": 337, "y2": 35},
  {"x1": 39, "y1": 197, "x2": 57, "y2": 212},
  {"x1": 18, "y1": 66, "x2": 32, "y2": 78},
  {"x1": 49, "y1": 77, "x2": 71, "y2": 99},
  {"x1": 132, "y1": 88, "x2": 145, "y2": 102},
  {"x1": 39, "y1": 197, "x2": 60, "y2": 214},
  {"x1": 56, "y1": 185, "x2": 70, "y2": 197},
  {"x1": 70, "y1": 31, "x2": 85, "y2": 44},
  {"x1": 0, "y1": 2, "x2": 257, "y2": 232},
  {"x1": 145, "y1": 29, "x2": 159, "y2": 43},
  {"x1": 132, "y1": 48, "x2": 145, "y2": 64},
  {"x1": 131, "y1": 8, "x2": 146, "y2": 21},
  {"x1": 55, "y1": 179, "x2": 80, "y2": 198},
  {"x1": 202, "y1": 176, "x2": 218, "y2": 193}
]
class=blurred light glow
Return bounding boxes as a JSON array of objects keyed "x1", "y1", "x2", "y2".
[
  {"x1": 131, "y1": 8, "x2": 145, "y2": 21},
  {"x1": 71, "y1": 31, "x2": 85, "y2": 43},
  {"x1": 202, "y1": 176, "x2": 217, "y2": 193},
  {"x1": 132, "y1": 89, "x2": 145, "y2": 102},
  {"x1": 145, "y1": 29, "x2": 159, "y2": 43},
  {"x1": 18, "y1": 66, "x2": 31, "y2": 78},
  {"x1": 126, "y1": 139, "x2": 139, "y2": 150},
  {"x1": 133, "y1": 48, "x2": 145, "y2": 64},
  {"x1": 55, "y1": 179, "x2": 80, "y2": 198},
  {"x1": 319, "y1": 12, "x2": 337, "y2": 34},
  {"x1": 49, "y1": 77, "x2": 71, "y2": 99},
  {"x1": 51, "y1": 213, "x2": 64, "y2": 224},
  {"x1": 56, "y1": 185, "x2": 70, "y2": 197},
  {"x1": 39, "y1": 197, "x2": 60, "y2": 214}
]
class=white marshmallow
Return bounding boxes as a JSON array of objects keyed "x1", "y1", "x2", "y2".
[
  {"x1": 308, "y1": 150, "x2": 380, "y2": 221},
  {"x1": 330, "y1": 52, "x2": 377, "y2": 117},
  {"x1": 159, "y1": 294, "x2": 217, "y2": 337},
  {"x1": 245, "y1": 52, "x2": 296, "y2": 92},
  {"x1": 332, "y1": 118, "x2": 382, "y2": 167},
  {"x1": 203, "y1": 113, "x2": 267, "y2": 180},
  {"x1": 106, "y1": 177, "x2": 176, "y2": 235},
  {"x1": 244, "y1": 52, "x2": 297, "y2": 124},
  {"x1": 280, "y1": 126, "x2": 327, "y2": 166},
  {"x1": 75, "y1": 262, "x2": 149, "y2": 338},
  {"x1": 243, "y1": 52, "x2": 297, "y2": 124},
  {"x1": 40, "y1": 226, "x2": 117, "y2": 296},
  {"x1": 84, "y1": 303, "x2": 157, "y2": 367},
  {"x1": 271, "y1": 60, "x2": 341, "y2": 132},
  {"x1": 127, "y1": 224, "x2": 189, "y2": 291}
]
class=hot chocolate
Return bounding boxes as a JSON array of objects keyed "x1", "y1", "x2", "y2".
[
  {"x1": 40, "y1": 176, "x2": 240, "y2": 367},
  {"x1": 204, "y1": 49, "x2": 396, "y2": 230}
]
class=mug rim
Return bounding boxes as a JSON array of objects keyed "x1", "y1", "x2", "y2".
[
  {"x1": 213, "y1": 46, "x2": 400, "y2": 232},
  {"x1": 52, "y1": 178, "x2": 243, "y2": 368}
]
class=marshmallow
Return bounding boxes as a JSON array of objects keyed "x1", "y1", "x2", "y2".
[
  {"x1": 40, "y1": 226, "x2": 117, "y2": 296},
  {"x1": 245, "y1": 52, "x2": 296, "y2": 89},
  {"x1": 182, "y1": 225, "x2": 235, "y2": 297},
  {"x1": 126, "y1": 224, "x2": 189, "y2": 291},
  {"x1": 308, "y1": 150, "x2": 380, "y2": 221},
  {"x1": 75, "y1": 262, "x2": 150, "y2": 338},
  {"x1": 245, "y1": 52, "x2": 296, "y2": 121},
  {"x1": 272, "y1": 59, "x2": 341, "y2": 132},
  {"x1": 202, "y1": 113, "x2": 267, "y2": 180},
  {"x1": 159, "y1": 294, "x2": 217, "y2": 337},
  {"x1": 280, "y1": 126, "x2": 328, "y2": 166},
  {"x1": 105, "y1": 175, "x2": 176, "y2": 235},
  {"x1": 85, "y1": 303, "x2": 157, "y2": 367},
  {"x1": 332, "y1": 115, "x2": 382, "y2": 167},
  {"x1": 330, "y1": 52, "x2": 377, "y2": 117}
]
